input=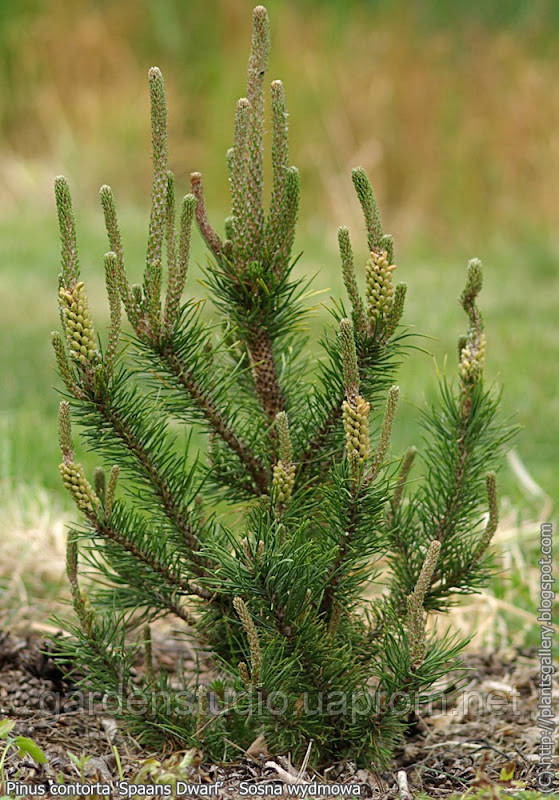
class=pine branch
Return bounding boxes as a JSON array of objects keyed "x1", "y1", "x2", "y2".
[
  {"x1": 246, "y1": 328, "x2": 285, "y2": 421},
  {"x1": 165, "y1": 170, "x2": 177, "y2": 274},
  {"x1": 90, "y1": 513, "x2": 211, "y2": 603},
  {"x1": 144, "y1": 256, "x2": 267, "y2": 488},
  {"x1": 99, "y1": 184, "x2": 137, "y2": 325},
  {"x1": 272, "y1": 165, "x2": 300, "y2": 279},
  {"x1": 429, "y1": 263, "x2": 489, "y2": 548},
  {"x1": 433, "y1": 471, "x2": 499, "y2": 595},
  {"x1": 267, "y1": 79, "x2": 289, "y2": 268},
  {"x1": 363, "y1": 385, "x2": 399, "y2": 486},
  {"x1": 57, "y1": 362, "x2": 213, "y2": 578},
  {"x1": 189, "y1": 12, "x2": 299, "y2": 427},
  {"x1": 272, "y1": 411, "x2": 295, "y2": 510},
  {"x1": 164, "y1": 192, "x2": 197, "y2": 333},
  {"x1": 54, "y1": 175, "x2": 80, "y2": 287},
  {"x1": 297, "y1": 331, "x2": 403, "y2": 485},
  {"x1": 230, "y1": 97, "x2": 252, "y2": 267},
  {"x1": 94, "y1": 391, "x2": 208, "y2": 568},
  {"x1": 297, "y1": 169, "x2": 404, "y2": 483},
  {"x1": 158, "y1": 346, "x2": 269, "y2": 493},
  {"x1": 59, "y1": 407, "x2": 210, "y2": 625},
  {"x1": 351, "y1": 167, "x2": 383, "y2": 253},
  {"x1": 94, "y1": 84, "x2": 266, "y2": 489},
  {"x1": 385, "y1": 445, "x2": 416, "y2": 528},
  {"x1": 143, "y1": 67, "x2": 168, "y2": 336},
  {"x1": 190, "y1": 172, "x2": 222, "y2": 257},
  {"x1": 338, "y1": 226, "x2": 367, "y2": 335},
  {"x1": 319, "y1": 492, "x2": 360, "y2": 618},
  {"x1": 245, "y1": 5, "x2": 270, "y2": 256},
  {"x1": 104, "y1": 252, "x2": 121, "y2": 376}
]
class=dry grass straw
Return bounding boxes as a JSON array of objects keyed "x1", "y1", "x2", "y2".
[{"x1": 0, "y1": 480, "x2": 71, "y2": 631}]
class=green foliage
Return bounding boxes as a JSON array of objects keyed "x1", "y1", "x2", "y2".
[
  {"x1": 0, "y1": 717, "x2": 48, "y2": 790},
  {"x1": 50, "y1": 5, "x2": 513, "y2": 768}
]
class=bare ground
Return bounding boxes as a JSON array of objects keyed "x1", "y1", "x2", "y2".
[{"x1": 0, "y1": 631, "x2": 557, "y2": 798}]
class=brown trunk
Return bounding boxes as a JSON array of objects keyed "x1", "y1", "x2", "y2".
[{"x1": 247, "y1": 329, "x2": 284, "y2": 420}]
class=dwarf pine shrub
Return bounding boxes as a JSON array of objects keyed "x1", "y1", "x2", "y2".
[{"x1": 52, "y1": 6, "x2": 513, "y2": 767}]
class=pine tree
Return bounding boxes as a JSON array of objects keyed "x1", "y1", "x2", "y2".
[{"x1": 51, "y1": 6, "x2": 513, "y2": 767}]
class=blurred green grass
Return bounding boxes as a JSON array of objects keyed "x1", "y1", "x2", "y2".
[{"x1": 4, "y1": 0, "x2": 559, "y2": 242}]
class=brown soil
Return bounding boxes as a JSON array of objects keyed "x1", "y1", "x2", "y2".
[{"x1": 0, "y1": 631, "x2": 556, "y2": 797}]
